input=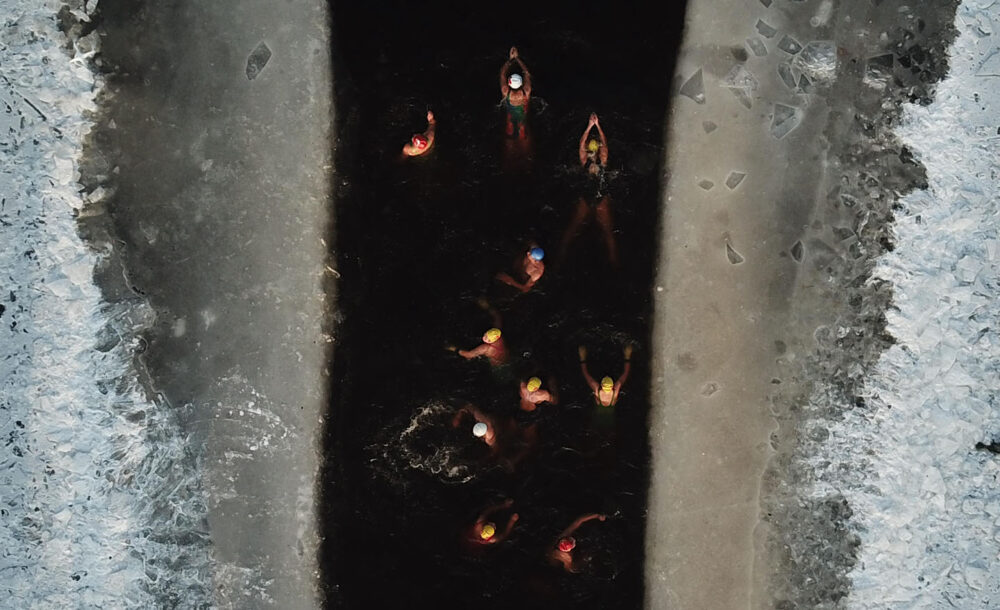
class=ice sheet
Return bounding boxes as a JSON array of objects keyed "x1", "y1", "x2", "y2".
[
  {"x1": 0, "y1": 1, "x2": 212, "y2": 606},
  {"x1": 815, "y1": 2, "x2": 1000, "y2": 606}
]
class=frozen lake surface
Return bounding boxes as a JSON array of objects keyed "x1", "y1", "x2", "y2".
[
  {"x1": 2, "y1": 0, "x2": 999, "y2": 607},
  {"x1": 822, "y1": 1, "x2": 1000, "y2": 605},
  {"x1": 0, "y1": 1, "x2": 213, "y2": 607}
]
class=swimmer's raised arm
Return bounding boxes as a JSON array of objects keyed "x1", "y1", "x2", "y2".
[
  {"x1": 579, "y1": 121, "x2": 595, "y2": 165},
  {"x1": 614, "y1": 345, "x2": 633, "y2": 395},
  {"x1": 579, "y1": 346, "x2": 599, "y2": 393},
  {"x1": 500, "y1": 53, "x2": 513, "y2": 96},
  {"x1": 593, "y1": 114, "x2": 609, "y2": 164},
  {"x1": 477, "y1": 297, "x2": 503, "y2": 328},
  {"x1": 547, "y1": 376, "x2": 560, "y2": 404},
  {"x1": 425, "y1": 110, "x2": 436, "y2": 146},
  {"x1": 497, "y1": 513, "x2": 519, "y2": 542}
]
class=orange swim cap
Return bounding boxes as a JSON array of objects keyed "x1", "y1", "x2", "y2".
[{"x1": 484, "y1": 328, "x2": 502, "y2": 344}]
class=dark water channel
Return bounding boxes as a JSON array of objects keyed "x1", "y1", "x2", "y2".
[{"x1": 323, "y1": 3, "x2": 686, "y2": 607}]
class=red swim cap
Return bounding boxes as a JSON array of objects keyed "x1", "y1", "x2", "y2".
[
  {"x1": 412, "y1": 134, "x2": 428, "y2": 149},
  {"x1": 558, "y1": 537, "x2": 576, "y2": 553}
]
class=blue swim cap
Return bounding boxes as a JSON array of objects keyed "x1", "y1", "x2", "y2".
[{"x1": 529, "y1": 247, "x2": 544, "y2": 261}]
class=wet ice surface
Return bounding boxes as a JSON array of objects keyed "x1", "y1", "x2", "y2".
[
  {"x1": 0, "y1": 2, "x2": 212, "y2": 606},
  {"x1": 821, "y1": 3, "x2": 1000, "y2": 605}
]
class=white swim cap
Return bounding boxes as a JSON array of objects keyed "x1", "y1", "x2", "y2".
[
  {"x1": 473, "y1": 422, "x2": 488, "y2": 438},
  {"x1": 508, "y1": 74, "x2": 523, "y2": 89}
]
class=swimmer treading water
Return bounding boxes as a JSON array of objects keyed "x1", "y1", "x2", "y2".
[{"x1": 374, "y1": 43, "x2": 649, "y2": 592}]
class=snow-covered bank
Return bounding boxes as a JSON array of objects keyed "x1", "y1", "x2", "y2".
[
  {"x1": 0, "y1": 2, "x2": 212, "y2": 606},
  {"x1": 815, "y1": 1, "x2": 1000, "y2": 606}
]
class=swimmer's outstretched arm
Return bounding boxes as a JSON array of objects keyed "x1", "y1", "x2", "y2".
[
  {"x1": 452, "y1": 403, "x2": 489, "y2": 427},
  {"x1": 458, "y1": 343, "x2": 491, "y2": 360},
  {"x1": 495, "y1": 271, "x2": 529, "y2": 292},
  {"x1": 559, "y1": 513, "x2": 607, "y2": 539},
  {"x1": 578, "y1": 346, "x2": 600, "y2": 393},
  {"x1": 479, "y1": 498, "x2": 514, "y2": 520}
]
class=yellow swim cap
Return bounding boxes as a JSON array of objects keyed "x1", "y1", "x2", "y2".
[
  {"x1": 587, "y1": 139, "x2": 600, "y2": 153},
  {"x1": 601, "y1": 376, "x2": 614, "y2": 392},
  {"x1": 526, "y1": 377, "x2": 542, "y2": 392},
  {"x1": 480, "y1": 523, "x2": 496, "y2": 539},
  {"x1": 484, "y1": 328, "x2": 502, "y2": 344}
]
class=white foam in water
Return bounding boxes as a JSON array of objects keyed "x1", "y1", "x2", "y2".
[
  {"x1": 371, "y1": 402, "x2": 478, "y2": 484},
  {"x1": 813, "y1": 1, "x2": 1000, "y2": 606},
  {"x1": 0, "y1": 2, "x2": 212, "y2": 606}
]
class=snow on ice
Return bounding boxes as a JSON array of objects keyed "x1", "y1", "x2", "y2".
[
  {"x1": 814, "y1": 1, "x2": 1000, "y2": 607},
  {"x1": 0, "y1": 1, "x2": 212, "y2": 607}
]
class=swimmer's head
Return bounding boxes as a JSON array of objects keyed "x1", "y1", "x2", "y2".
[
  {"x1": 587, "y1": 138, "x2": 600, "y2": 153},
  {"x1": 508, "y1": 73, "x2": 523, "y2": 90},
  {"x1": 558, "y1": 537, "x2": 576, "y2": 553},
  {"x1": 601, "y1": 376, "x2": 614, "y2": 392},
  {"x1": 483, "y1": 328, "x2": 502, "y2": 344},
  {"x1": 526, "y1": 377, "x2": 542, "y2": 392},
  {"x1": 473, "y1": 422, "x2": 489, "y2": 438},
  {"x1": 412, "y1": 134, "x2": 428, "y2": 150},
  {"x1": 480, "y1": 522, "x2": 496, "y2": 540},
  {"x1": 529, "y1": 247, "x2": 545, "y2": 261}
]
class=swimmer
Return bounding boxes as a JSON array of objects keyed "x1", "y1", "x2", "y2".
[
  {"x1": 559, "y1": 113, "x2": 619, "y2": 267},
  {"x1": 465, "y1": 498, "x2": 519, "y2": 546},
  {"x1": 579, "y1": 112, "x2": 608, "y2": 174},
  {"x1": 495, "y1": 245, "x2": 546, "y2": 293},
  {"x1": 499, "y1": 46, "x2": 532, "y2": 139},
  {"x1": 446, "y1": 299, "x2": 508, "y2": 366},
  {"x1": 451, "y1": 403, "x2": 498, "y2": 448},
  {"x1": 402, "y1": 110, "x2": 436, "y2": 157},
  {"x1": 549, "y1": 513, "x2": 607, "y2": 573},
  {"x1": 578, "y1": 344, "x2": 632, "y2": 407},
  {"x1": 519, "y1": 375, "x2": 558, "y2": 412}
]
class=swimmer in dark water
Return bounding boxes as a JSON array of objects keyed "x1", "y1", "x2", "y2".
[
  {"x1": 519, "y1": 375, "x2": 558, "y2": 412},
  {"x1": 496, "y1": 245, "x2": 545, "y2": 293},
  {"x1": 451, "y1": 403, "x2": 498, "y2": 448},
  {"x1": 465, "y1": 498, "x2": 519, "y2": 547},
  {"x1": 499, "y1": 46, "x2": 532, "y2": 139},
  {"x1": 549, "y1": 513, "x2": 608, "y2": 573},
  {"x1": 558, "y1": 113, "x2": 619, "y2": 267},
  {"x1": 446, "y1": 299, "x2": 508, "y2": 366},
  {"x1": 402, "y1": 110, "x2": 436, "y2": 157},
  {"x1": 578, "y1": 344, "x2": 632, "y2": 407},
  {"x1": 579, "y1": 112, "x2": 609, "y2": 173}
]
